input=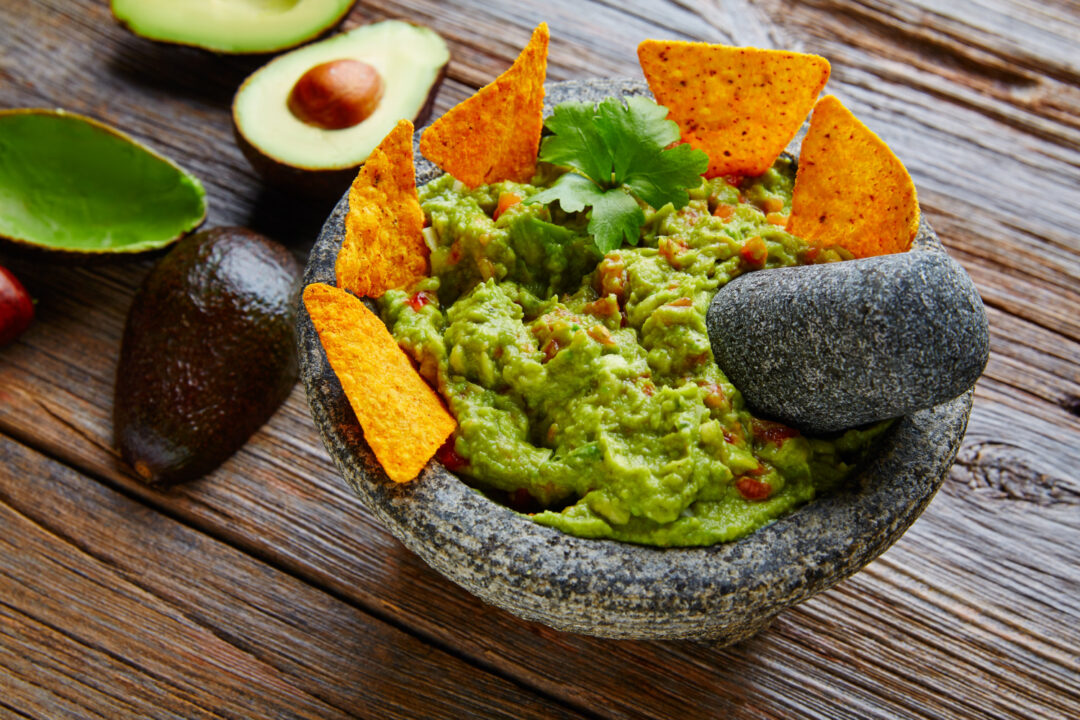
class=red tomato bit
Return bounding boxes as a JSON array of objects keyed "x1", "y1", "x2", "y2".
[
  {"x1": 406, "y1": 290, "x2": 436, "y2": 312},
  {"x1": 751, "y1": 418, "x2": 800, "y2": 444},
  {"x1": 736, "y1": 476, "x2": 772, "y2": 501},
  {"x1": 740, "y1": 235, "x2": 768, "y2": 268},
  {"x1": 435, "y1": 438, "x2": 467, "y2": 472},
  {"x1": 493, "y1": 192, "x2": 523, "y2": 221}
]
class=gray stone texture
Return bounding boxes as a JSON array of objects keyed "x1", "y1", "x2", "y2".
[
  {"x1": 295, "y1": 79, "x2": 973, "y2": 642},
  {"x1": 707, "y1": 246, "x2": 988, "y2": 433}
]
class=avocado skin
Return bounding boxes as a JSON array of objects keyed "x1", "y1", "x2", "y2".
[{"x1": 114, "y1": 227, "x2": 301, "y2": 485}]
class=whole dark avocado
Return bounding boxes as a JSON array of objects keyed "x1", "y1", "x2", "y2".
[{"x1": 114, "y1": 227, "x2": 301, "y2": 485}]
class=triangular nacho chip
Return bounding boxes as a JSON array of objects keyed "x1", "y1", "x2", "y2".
[
  {"x1": 336, "y1": 119, "x2": 427, "y2": 297},
  {"x1": 420, "y1": 23, "x2": 549, "y2": 187},
  {"x1": 304, "y1": 283, "x2": 456, "y2": 482},
  {"x1": 637, "y1": 41, "x2": 830, "y2": 177},
  {"x1": 788, "y1": 95, "x2": 919, "y2": 258}
]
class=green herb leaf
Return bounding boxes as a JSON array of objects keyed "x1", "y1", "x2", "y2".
[
  {"x1": 529, "y1": 171, "x2": 606, "y2": 213},
  {"x1": 536, "y1": 102, "x2": 612, "y2": 184},
  {"x1": 589, "y1": 188, "x2": 646, "y2": 253},
  {"x1": 527, "y1": 96, "x2": 708, "y2": 255}
]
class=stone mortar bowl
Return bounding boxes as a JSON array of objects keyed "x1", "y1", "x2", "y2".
[{"x1": 297, "y1": 79, "x2": 973, "y2": 643}]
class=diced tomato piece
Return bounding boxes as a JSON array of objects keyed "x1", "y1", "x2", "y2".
[
  {"x1": 541, "y1": 337, "x2": 564, "y2": 361},
  {"x1": 761, "y1": 197, "x2": 784, "y2": 214},
  {"x1": 493, "y1": 192, "x2": 523, "y2": 221},
  {"x1": 740, "y1": 236, "x2": 768, "y2": 268},
  {"x1": 723, "y1": 174, "x2": 744, "y2": 188},
  {"x1": 713, "y1": 204, "x2": 735, "y2": 221},
  {"x1": 668, "y1": 296, "x2": 693, "y2": 307},
  {"x1": 658, "y1": 237, "x2": 689, "y2": 266},
  {"x1": 406, "y1": 290, "x2": 435, "y2": 312},
  {"x1": 752, "y1": 418, "x2": 800, "y2": 445},
  {"x1": 597, "y1": 256, "x2": 628, "y2": 300},
  {"x1": 582, "y1": 295, "x2": 619, "y2": 319},
  {"x1": 703, "y1": 382, "x2": 727, "y2": 409},
  {"x1": 736, "y1": 476, "x2": 772, "y2": 501},
  {"x1": 435, "y1": 439, "x2": 467, "y2": 472},
  {"x1": 447, "y1": 241, "x2": 463, "y2": 265},
  {"x1": 766, "y1": 212, "x2": 789, "y2": 226},
  {"x1": 587, "y1": 325, "x2": 616, "y2": 346}
]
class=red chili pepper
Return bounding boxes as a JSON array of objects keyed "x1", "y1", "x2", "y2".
[{"x1": 0, "y1": 266, "x2": 34, "y2": 347}]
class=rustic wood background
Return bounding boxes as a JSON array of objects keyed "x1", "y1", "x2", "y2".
[{"x1": 1, "y1": 0, "x2": 1078, "y2": 717}]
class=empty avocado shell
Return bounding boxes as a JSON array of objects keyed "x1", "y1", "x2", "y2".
[
  {"x1": 232, "y1": 20, "x2": 449, "y2": 197},
  {"x1": 110, "y1": 0, "x2": 358, "y2": 54},
  {"x1": 0, "y1": 109, "x2": 206, "y2": 257}
]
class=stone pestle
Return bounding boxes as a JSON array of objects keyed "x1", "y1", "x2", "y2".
[{"x1": 706, "y1": 250, "x2": 989, "y2": 434}]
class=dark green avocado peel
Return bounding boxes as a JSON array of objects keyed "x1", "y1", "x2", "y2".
[{"x1": 114, "y1": 227, "x2": 301, "y2": 486}]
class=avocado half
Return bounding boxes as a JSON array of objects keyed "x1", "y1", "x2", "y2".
[
  {"x1": 0, "y1": 109, "x2": 206, "y2": 257},
  {"x1": 110, "y1": 0, "x2": 358, "y2": 54},
  {"x1": 232, "y1": 21, "x2": 449, "y2": 197}
]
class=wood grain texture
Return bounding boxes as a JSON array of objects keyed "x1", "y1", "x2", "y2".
[
  {"x1": 1, "y1": 0, "x2": 1078, "y2": 718},
  {"x1": 0, "y1": 435, "x2": 588, "y2": 720}
]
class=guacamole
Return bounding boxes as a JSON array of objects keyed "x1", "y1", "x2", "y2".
[{"x1": 378, "y1": 156, "x2": 886, "y2": 547}]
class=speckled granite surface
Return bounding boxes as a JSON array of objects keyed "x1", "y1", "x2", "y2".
[
  {"x1": 707, "y1": 238, "x2": 988, "y2": 433},
  {"x1": 296, "y1": 79, "x2": 972, "y2": 642}
]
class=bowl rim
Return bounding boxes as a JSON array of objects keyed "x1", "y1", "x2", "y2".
[{"x1": 296, "y1": 78, "x2": 973, "y2": 640}]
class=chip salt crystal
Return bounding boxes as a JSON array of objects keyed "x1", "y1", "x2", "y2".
[
  {"x1": 788, "y1": 95, "x2": 920, "y2": 258},
  {"x1": 336, "y1": 119, "x2": 427, "y2": 297},
  {"x1": 420, "y1": 23, "x2": 549, "y2": 187},
  {"x1": 303, "y1": 282, "x2": 456, "y2": 482},
  {"x1": 637, "y1": 41, "x2": 830, "y2": 178}
]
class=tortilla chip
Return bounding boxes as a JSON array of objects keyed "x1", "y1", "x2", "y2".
[
  {"x1": 637, "y1": 41, "x2": 830, "y2": 177},
  {"x1": 336, "y1": 119, "x2": 427, "y2": 297},
  {"x1": 420, "y1": 23, "x2": 548, "y2": 187},
  {"x1": 303, "y1": 283, "x2": 456, "y2": 482},
  {"x1": 788, "y1": 95, "x2": 919, "y2": 258}
]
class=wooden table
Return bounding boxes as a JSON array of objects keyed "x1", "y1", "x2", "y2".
[{"x1": 2, "y1": 1, "x2": 1077, "y2": 717}]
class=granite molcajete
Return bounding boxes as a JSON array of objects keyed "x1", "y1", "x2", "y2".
[{"x1": 297, "y1": 79, "x2": 973, "y2": 643}]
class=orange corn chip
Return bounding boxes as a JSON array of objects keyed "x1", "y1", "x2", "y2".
[
  {"x1": 304, "y1": 283, "x2": 456, "y2": 482},
  {"x1": 336, "y1": 119, "x2": 427, "y2": 297},
  {"x1": 420, "y1": 23, "x2": 548, "y2": 187},
  {"x1": 788, "y1": 95, "x2": 919, "y2": 258},
  {"x1": 637, "y1": 41, "x2": 830, "y2": 178}
]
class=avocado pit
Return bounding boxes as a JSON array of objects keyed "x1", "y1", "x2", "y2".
[{"x1": 288, "y1": 59, "x2": 385, "y2": 130}]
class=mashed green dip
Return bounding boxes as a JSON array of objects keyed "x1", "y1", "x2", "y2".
[{"x1": 378, "y1": 156, "x2": 886, "y2": 547}]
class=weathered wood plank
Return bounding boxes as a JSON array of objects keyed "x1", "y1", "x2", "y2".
[
  {"x1": 0, "y1": 435, "x2": 589, "y2": 720},
  {"x1": 1, "y1": 263, "x2": 1076, "y2": 719},
  {"x1": 2, "y1": 0, "x2": 1079, "y2": 717}
]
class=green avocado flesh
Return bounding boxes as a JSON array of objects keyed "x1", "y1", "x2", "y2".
[
  {"x1": 111, "y1": 0, "x2": 356, "y2": 54},
  {"x1": 0, "y1": 110, "x2": 206, "y2": 253},
  {"x1": 233, "y1": 20, "x2": 449, "y2": 171},
  {"x1": 379, "y1": 159, "x2": 889, "y2": 547}
]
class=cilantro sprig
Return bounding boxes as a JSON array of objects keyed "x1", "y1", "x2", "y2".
[{"x1": 526, "y1": 96, "x2": 709, "y2": 253}]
